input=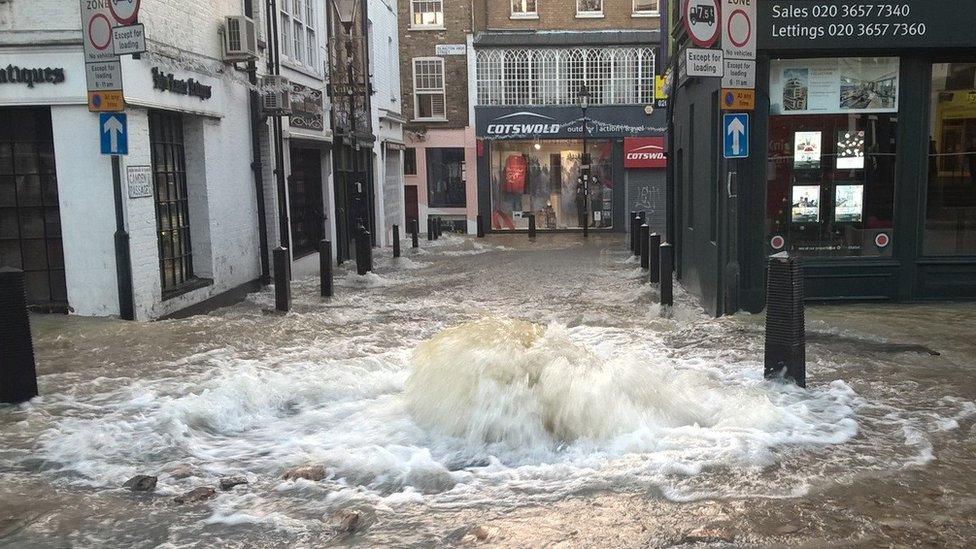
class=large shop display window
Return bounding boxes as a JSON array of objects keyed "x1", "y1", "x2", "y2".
[
  {"x1": 766, "y1": 57, "x2": 899, "y2": 258},
  {"x1": 925, "y1": 62, "x2": 976, "y2": 256},
  {"x1": 490, "y1": 140, "x2": 612, "y2": 230}
]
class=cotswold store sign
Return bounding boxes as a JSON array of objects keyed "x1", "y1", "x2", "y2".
[
  {"x1": 476, "y1": 107, "x2": 666, "y2": 140},
  {"x1": 758, "y1": 1, "x2": 976, "y2": 50}
]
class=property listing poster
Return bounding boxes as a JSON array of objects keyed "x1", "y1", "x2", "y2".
[
  {"x1": 791, "y1": 185, "x2": 821, "y2": 223},
  {"x1": 794, "y1": 131, "x2": 822, "y2": 170},
  {"x1": 835, "y1": 185, "x2": 864, "y2": 223},
  {"x1": 769, "y1": 57, "x2": 900, "y2": 116},
  {"x1": 836, "y1": 130, "x2": 866, "y2": 169}
]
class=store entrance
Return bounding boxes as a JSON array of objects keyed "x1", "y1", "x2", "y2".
[
  {"x1": 489, "y1": 140, "x2": 613, "y2": 231},
  {"x1": 287, "y1": 146, "x2": 324, "y2": 258},
  {"x1": 0, "y1": 107, "x2": 67, "y2": 311},
  {"x1": 333, "y1": 144, "x2": 373, "y2": 262}
]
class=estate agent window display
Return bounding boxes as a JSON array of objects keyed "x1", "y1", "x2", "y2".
[{"x1": 766, "y1": 57, "x2": 899, "y2": 258}]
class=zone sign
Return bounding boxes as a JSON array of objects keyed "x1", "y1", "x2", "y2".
[{"x1": 684, "y1": 0, "x2": 721, "y2": 48}]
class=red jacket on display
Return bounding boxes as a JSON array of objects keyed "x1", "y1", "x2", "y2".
[{"x1": 503, "y1": 154, "x2": 526, "y2": 194}]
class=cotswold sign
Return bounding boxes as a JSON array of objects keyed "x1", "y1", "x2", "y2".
[
  {"x1": 624, "y1": 137, "x2": 667, "y2": 169},
  {"x1": 0, "y1": 65, "x2": 66, "y2": 87},
  {"x1": 476, "y1": 107, "x2": 666, "y2": 140},
  {"x1": 758, "y1": 0, "x2": 976, "y2": 49},
  {"x1": 151, "y1": 67, "x2": 213, "y2": 100}
]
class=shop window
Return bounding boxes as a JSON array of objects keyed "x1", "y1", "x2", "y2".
[
  {"x1": 413, "y1": 58, "x2": 446, "y2": 120},
  {"x1": 634, "y1": 0, "x2": 659, "y2": 15},
  {"x1": 489, "y1": 140, "x2": 613, "y2": 230},
  {"x1": 411, "y1": 0, "x2": 443, "y2": 29},
  {"x1": 577, "y1": 0, "x2": 603, "y2": 17},
  {"x1": 925, "y1": 61, "x2": 976, "y2": 255},
  {"x1": 149, "y1": 110, "x2": 195, "y2": 292},
  {"x1": 766, "y1": 57, "x2": 899, "y2": 258},
  {"x1": 511, "y1": 0, "x2": 537, "y2": 18},
  {"x1": 404, "y1": 148, "x2": 417, "y2": 175},
  {"x1": 426, "y1": 148, "x2": 465, "y2": 208}
]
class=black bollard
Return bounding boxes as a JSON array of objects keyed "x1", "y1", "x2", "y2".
[
  {"x1": 0, "y1": 268, "x2": 38, "y2": 404},
  {"x1": 764, "y1": 254, "x2": 806, "y2": 388},
  {"x1": 319, "y1": 239, "x2": 333, "y2": 298},
  {"x1": 435, "y1": 217, "x2": 443, "y2": 239},
  {"x1": 393, "y1": 225, "x2": 401, "y2": 258},
  {"x1": 659, "y1": 243, "x2": 674, "y2": 308},
  {"x1": 427, "y1": 217, "x2": 433, "y2": 241},
  {"x1": 273, "y1": 247, "x2": 290, "y2": 312},
  {"x1": 477, "y1": 214, "x2": 485, "y2": 238},
  {"x1": 649, "y1": 233, "x2": 662, "y2": 283},
  {"x1": 411, "y1": 219, "x2": 419, "y2": 248},
  {"x1": 640, "y1": 224, "x2": 650, "y2": 270},
  {"x1": 528, "y1": 214, "x2": 536, "y2": 238},
  {"x1": 629, "y1": 212, "x2": 637, "y2": 253},
  {"x1": 355, "y1": 223, "x2": 372, "y2": 275}
]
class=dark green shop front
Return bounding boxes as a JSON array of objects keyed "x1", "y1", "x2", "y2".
[{"x1": 670, "y1": 0, "x2": 976, "y2": 316}]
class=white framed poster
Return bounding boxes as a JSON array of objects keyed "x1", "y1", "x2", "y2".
[
  {"x1": 835, "y1": 184, "x2": 864, "y2": 223},
  {"x1": 791, "y1": 185, "x2": 821, "y2": 223},
  {"x1": 770, "y1": 57, "x2": 899, "y2": 116},
  {"x1": 794, "y1": 131, "x2": 822, "y2": 170},
  {"x1": 837, "y1": 130, "x2": 866, "y2": 170}
]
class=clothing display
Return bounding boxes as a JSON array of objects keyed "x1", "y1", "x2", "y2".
[{"x1": 503, "y1": 154, "x2": 527, "y2": 194}]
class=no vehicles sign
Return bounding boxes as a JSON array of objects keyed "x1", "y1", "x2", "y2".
[{"x1": 723, "y1": 0, "x2": 757, "y2": 60}]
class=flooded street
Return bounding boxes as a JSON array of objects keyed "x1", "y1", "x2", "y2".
[{"x1": 1, "y1": 234, "x2": 974, "y2": 547}]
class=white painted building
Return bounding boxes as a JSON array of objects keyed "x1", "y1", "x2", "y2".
[
  {"x1": 367, "y1": 0, "x2": 406, "y2": 247},
  {"x1": 0, "y1": 0, "x2": 270, "y2": 319}
]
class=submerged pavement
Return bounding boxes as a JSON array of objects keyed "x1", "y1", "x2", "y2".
[{"x1": 1, "y1": 234, "x2": 974, "y2": 547}]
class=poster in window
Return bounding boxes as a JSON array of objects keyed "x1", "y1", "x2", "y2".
[
  {"x1": 794, "y1": 131, "x2": 822, "y2": 170},
  {"x1": 836, "y1": 130, "x2": 866, "y2": 170},
  {"x1": 835, "y1": 184, "x2": 864, "y2": 223},
  {"x1": 503, "y1": 154, "x2": 526, "y2": 194},
  {"x1": 769, "y1": 57, "x2": 899, "y2": 116},
  {"x1": 791, "y1": 185, "x2": 821, "y2": 223}
]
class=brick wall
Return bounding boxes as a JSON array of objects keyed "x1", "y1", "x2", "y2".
[
  {"x1": 482, "y1": 0, "x2": 661, "y2": 31},
  {"x1": 398, "y1": 0, "x2": 473, "y2": 128}
]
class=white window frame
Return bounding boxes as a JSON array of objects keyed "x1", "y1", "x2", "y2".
[
  {"x1": 576, "y1": 0, "x2": 604, "y2": 18},
  {"x1": 632, "y1": 0, "x2": 660, "y2": 17},
  {"x1": 280, "y1": 0, "x2": 318, "y2": 72},
  {"x1": 511, "y1": 0, "x2": 538, "y2": 19},
  {"x1": 410, "y1": 0, "x2": 445, "y2": 30},
  {"x1": 413, "y1": 57, "x2": 447, "y2": 121}
]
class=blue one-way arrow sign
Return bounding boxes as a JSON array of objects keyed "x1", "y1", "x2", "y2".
[
  {"x1": 100, "y1": 113, "x2": 128, "y2": 156},
  {"x1": 723, "y1": 113, "x2": 749, "y2": 159}
]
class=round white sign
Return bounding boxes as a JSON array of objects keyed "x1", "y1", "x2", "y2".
[
  {"x1": 109, "y1": 0, "x2": 142, "y2": 26},
  {"x1": 88, "y1": 14, "x2": 113, "y2": 51},
  {"x1": 683, "y1": 0, "x2": 721, "y2": 48}
]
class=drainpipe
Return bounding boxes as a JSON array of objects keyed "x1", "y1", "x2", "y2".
[
  {"x1": 248, "y1": 60, "x2": 271, "y2": 285},
  {"x1": 266, "y1": 0, "x2": 290, "y2": 250}
]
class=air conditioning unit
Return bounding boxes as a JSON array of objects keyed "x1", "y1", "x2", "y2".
[
  {"x1": 262, "y1": 76, "x2": 292, "y2": 116},
  {"x1": 223, "y1": 16, "x2": 258, "y2": 61}
]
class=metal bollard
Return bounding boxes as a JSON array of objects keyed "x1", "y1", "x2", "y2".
[
  {"x1": 427, "y1": 217, "x2": 433, "y2": 241},
  {"x1": 319, "y1": 239, "x2": 333, "y2": 298},
  {"x1": 435, "y1": 218, "x2": 443, "y2": 239},
  {"x1": 528, "y1": 214, "x2": 536, "y2": 238},
  {"x1": 764, "y1": 254, "x2": 806, "y2": 388},
  {"x1": 629, "y1": 212, "x2": 637, "y2": 253},
  {"x1": 477, "y1": 214, "x2": 485, "y2": 238},
  {"x1": 659, "y1": 242, "x2": 674, "y2": 308},
  {"x1": 649, "y1": 233, "x2": 662, "y2": 284},
  {"x1": 273, "y1": 247, "x2": 291, "y2": 312},
  {"x1": 412, "y1": 219, "x2": 419, "y2": 248},
  {"x1": 393, "y1": 225, "x2": 401, "y2": 258},
  {"x1": 355, "y1": 224, "x2": 372, "y2": 275},
  {"x1": 0, "y1": 268, "x2": 38, "y2": 404},
  {"x1": 640, "y1": 224, "x2": 650, "y2": 270}
]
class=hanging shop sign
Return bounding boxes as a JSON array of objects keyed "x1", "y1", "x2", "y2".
[
  {"x1": 0, "y1": 65, "x2": 66, "y2": 87},
  {"x1": 151, "y1": 67, "x2": 213, "y2": 100},
  {"x1": 624, "y1": 137, "x2": 668, "y2": 169},
  {"x1": 769, "y1": 57, "x2": 899, "y2": 116},
  {"x1": 475, "y1": 106, "x2": 667, "y2": 140},
  {"x1": 684, "y1": 0, "x2": 722, "y2": 48},
  {"x1": 289, "y1": 83, "x2": 325, "y2": 131},
  {"x1": 759, "y1": 1, "x2": 976, "y2": 50}
]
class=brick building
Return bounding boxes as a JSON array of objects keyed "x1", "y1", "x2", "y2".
[
  {"x1": 398, "y1": 0, "x2": 479, "y2": 234},
  {"x1": 472, "y1": 0, "x2": 667, "y2": 234}
]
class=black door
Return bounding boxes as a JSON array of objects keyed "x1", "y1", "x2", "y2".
[
  {"x1": 288, "y1": 146, "x2": 324, "y2": 257},
  {"x1": 0, "y1": 108, "x2": 67, "y2": 311},
  {"x1": 405, "y1": 185, "x2": 419, "y2": 228},
  {"x1": 333, "y1": 144, "x2": 373, "y2": 261}
]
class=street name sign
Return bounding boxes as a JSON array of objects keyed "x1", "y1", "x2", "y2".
[
  {"x1": 685, "y1": 48, "x2": 724, "y2": 78},
  {"x1": 100, "y1": 113, "x2": 128, "y2": 156},
  {"x1": 113, "y1": 24, "x2": 147, "y2": 56},
  {"x1": 724, "y1": 113, "x2": 749, "y2": 158},
  {"x1": 723, "y1": 0, "x2": 756, "y2": 60},
  {"x1": 126, "y1": 165, "x2": 153, "y2": 198}
]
